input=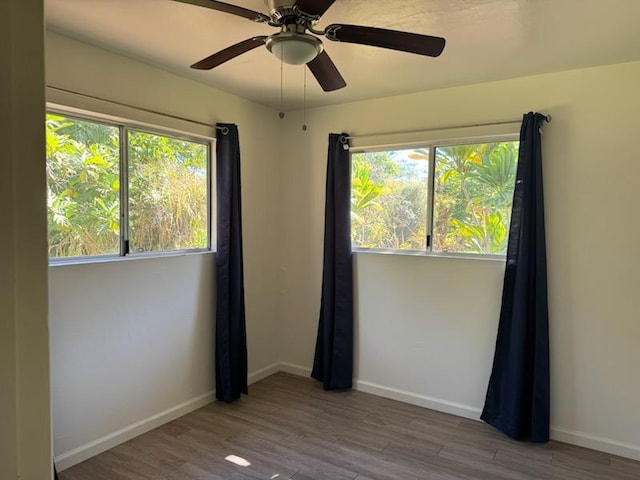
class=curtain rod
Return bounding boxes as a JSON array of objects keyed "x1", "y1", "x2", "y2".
[
  {"x1": 46, "y1": 84, "x2": 229, "y2": 134},
  {"x1": 340, "y1": 114, "x2": 551, "y2": 143}
]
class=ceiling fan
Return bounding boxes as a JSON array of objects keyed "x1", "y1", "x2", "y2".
[{"x1": 175, "y1": 0, "x2": 446, "y2": 92}]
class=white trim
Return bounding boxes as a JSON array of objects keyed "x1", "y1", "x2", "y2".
[
  {"x1": 550, "y1": 427, "x2": 640, "y2": 462},
  {"x1": 49, "y1": 250, "x2": 215, "y2": 267},
  {"x1": 55, "y1": 363, "x2": 640, "y2": 470},
  {"x1": 352, "y1": 248, "x2": 507, "y2": 263},
  {"x1": 54, "y1": 390, "x2": 215, "y2": 471},
  {"x1": 248, "y1": 362, "x2": 281, "y2": 385},
  {"x1": 353, "y1": 379, "x2": 482, "y2": 420},
  {"x1": 277, "y1": 362, "x2": 481, "y2": 420},
  {"x1": 56, "y1": 363, "x2": 281, "y2": 471},
  {"x1": 279, "y1": 361, "x2": 313, "y2": 377},
  {"x1": 277, "y1": 364, "x2": 640, "y2": 461}
]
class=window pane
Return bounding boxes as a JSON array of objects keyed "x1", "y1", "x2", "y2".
[
  {"x1": 433, "y1": 141, "x2": 518, "y2": 255},
  {"x1": 128, "y1": 131, "x2": 208, "y2": 253},
  {"x1": 352, "y1": 149, "x2": 429, "y2": 250},
  {"x1": 46, "y1": 114, "x2": 120, "y2": 258}
]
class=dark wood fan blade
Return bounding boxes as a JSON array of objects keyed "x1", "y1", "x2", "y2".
[
  {"x1": 191, "y1": 36, "x2": 268, "y2": 70},
  {"x1": 325, "y1": 24, "x2": 446, "y2": 57},
  {"x1": 295, "y1": 0, "x2": 336, "y2": 17},
  {"x1": 307, "y1": 51, "x2": 346, "y2": 92},
  {"x1": 172, "y1": 0, "x2": 270, "y2": 22}
]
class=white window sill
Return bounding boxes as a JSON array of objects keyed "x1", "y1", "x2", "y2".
[
  {"x1": 352, "y1": 247, "x2": 506, "y2": 262},
  {"x1": 48, "y1": 249, "x2": 215, "y2": 267}
]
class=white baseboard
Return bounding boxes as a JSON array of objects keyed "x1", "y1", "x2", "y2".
[
  {"x1": 354, "y1": 379, "x2": 482, "y2": 421},
  {"x1": 56, "y1": 362, "x2": 640, "y2": 470},
  {"x1": 279, "y1": 363, "x2": 640, "y2": 462},
  {"x1": 277, "y1": 362, "x2": 481, "y2": 420},
  {"x1": 279, "y1": 361, "x2": 312, "y2": 377},
  {"x1": 54, "y1": 390, "x2": 215, "y2": 471},
  {"x1": 551, "y1": 426, "x2": 640, "y2": 462},
  {"x1": 248, "y1": 362, "x2": 281, "y2": 385},
  {"x1": 56, "y1": 363, "x2": 281, "y2": 472}
]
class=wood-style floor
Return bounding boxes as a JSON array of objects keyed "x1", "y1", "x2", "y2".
[{"x1": 60, "y1": 372, "x2": 640, "y2": 480}]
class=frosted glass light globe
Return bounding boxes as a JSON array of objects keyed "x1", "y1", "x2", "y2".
[{"x1": 266, "y1": 33, "x2": 323, "y2": 65}]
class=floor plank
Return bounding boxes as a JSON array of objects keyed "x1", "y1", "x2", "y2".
[{"x1": 59, "y1": 372, "x2": 640, "y2": 480}]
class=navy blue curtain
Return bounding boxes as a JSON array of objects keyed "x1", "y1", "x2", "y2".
[
  {"x1": 481, "y1": 112, "x2": 550, "y2": 442},
  {"x1": 311, "y1": 133, "x2": 353, "y2": 390},
  {"x1": 215, "y1": 123, "x2": 248, "y2": 403}
]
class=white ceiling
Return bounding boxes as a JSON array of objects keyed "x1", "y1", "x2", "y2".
[{"x1": 45, "y1": 0, "x2": 640, "y2": 110}]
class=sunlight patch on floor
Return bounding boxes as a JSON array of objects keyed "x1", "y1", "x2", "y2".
[{"x1": 225, "y1": 454, "x2": 251, "y2": 467}]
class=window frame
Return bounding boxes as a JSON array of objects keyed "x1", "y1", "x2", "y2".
[
  {"x1": 46, "y1": 106, "x2": 215, "y2": 265},
  {"x1": 350, "y1": 133, "x2": 519, "y2": 260}
]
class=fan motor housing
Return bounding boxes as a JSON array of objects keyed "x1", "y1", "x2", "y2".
[
  {"x1": 265, "y1": 0, "x2": 319, "y2": 24},
  {"x1": 265, "y1": 0, "x2": 296, "y2": 12}
]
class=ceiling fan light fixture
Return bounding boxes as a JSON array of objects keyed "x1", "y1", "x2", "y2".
[{"x1": 266, "y1": 33, "x2": 323, "y2": 65}]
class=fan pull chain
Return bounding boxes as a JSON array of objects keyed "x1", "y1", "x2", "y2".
[
  {"x1": 278, "y1": 49, "x2": 285, "y2": 119},
  {"x1": 302, "y1": 67, "x2": 307, "y2": 132}
]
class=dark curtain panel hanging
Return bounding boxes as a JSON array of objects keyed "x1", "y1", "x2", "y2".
[
  {"x1": 311, "y1": 133, "x2": 354, "y2": 390},
  {"x1": 215, "y1": 123, "x2": 248, "y2": 403},
  {"x1": 481, "y1": 112, "x2": 550, "y2": 442}
]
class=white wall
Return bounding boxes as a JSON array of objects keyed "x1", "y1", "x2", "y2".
[
  {"x1": 49, "y1": 255, "x2": 215, "y2": 465},
  {"x1": 0, "y1": 1, "x2": 52, "y2": 479},
  {"x1": 46, "y1": 32, "x2": 282, "y2": 468},
  {"x1": 278, "y1": 61, "x2": 640, "y2": 460},
  {"x1": 46, "y1": 28, "x2": 640, "y2": 467}
]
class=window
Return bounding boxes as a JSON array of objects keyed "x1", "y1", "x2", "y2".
[
  {"x1": 352, "y1": 149, "x2": 429, "y2": 250},
  {"x1": 351, "y1": 140, "x2": 519, "y2": 256},
  {"x1": 46, "y1": 111, "x2": 212, "y2": 260},
  {"x1": 127, "y1": 130, "x2": 208, "y2": 253}
]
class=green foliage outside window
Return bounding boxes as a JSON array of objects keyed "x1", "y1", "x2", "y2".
[
  {"x1": 128, "y1": 131, "x2": 208, "y2": 253},
  {"x1": 46, "y1": 114, "x2": 120, "y2": 257},
  {"x1": 351, "y1": 141, "x2": 519, "y2": 255},
  {"x1": 46, "y1": 113, "x2": 209, "y2": 259},
  {"x1": 352, "y1": 150, "x2": 428, "y2": 250}
]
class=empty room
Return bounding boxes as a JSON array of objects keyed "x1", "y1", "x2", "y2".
[{"x1": 2, "y1": 0, "x2": 640, "y2": 479}]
